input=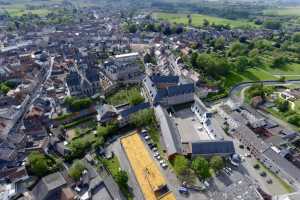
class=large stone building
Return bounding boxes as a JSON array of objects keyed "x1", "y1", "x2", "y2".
[
  {"x1": 102, "y1": 52, "x2": 143, "y2": 83},
  {"x1": 143, "y1": 75, "x2": 195, "y2": 106}
]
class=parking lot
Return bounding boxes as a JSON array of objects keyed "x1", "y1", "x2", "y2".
[{"x1": 173, "y1": 108, "x2": 211, "y2": 142}]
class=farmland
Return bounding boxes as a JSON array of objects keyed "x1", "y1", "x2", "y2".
[
  {"x1": 264, "y1": 7, "x2": 300, "y2": 16},
  {"x1": 153, "y1": 12, "x2": 259, "y2": 28}
]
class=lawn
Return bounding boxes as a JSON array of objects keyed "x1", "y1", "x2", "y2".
[
  {"x1": 106, "y1": 86, "x2": 143, "y2": 106},
  {"x1": 262, "y1": 63, "x2": 300, "y2": 78},
  {"x1": 101, "y1": 156, "x2": 121, "y2": 177},
  {"x1": 153, "y1": 12, "x2": 259, "y2": 28},
  {"x1": 223, "y1": 67, "x2": 277, "y2": 90},
  {"x1": 264, "y1": 7, "x2": 300, "y2": 16}
]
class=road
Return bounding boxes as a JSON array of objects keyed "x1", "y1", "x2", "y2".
[
  {"x1": 228, "y1": 80, "x2": 300, "y2": 106},
  {"x1": 9, "y1": 56, "x2": 55, "y2": 134}
]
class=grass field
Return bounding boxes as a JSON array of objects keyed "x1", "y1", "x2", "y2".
[
  {"x1": 224, "y1": 67, "x2": 277, "y2": 89},
  {"x1": 153, "y1": 12, "x2": 258, "y2": 28},
  {"x1": 106, "y1": 86, "x2": 143, "y2": 106},
  {"x1": 264, "y1": 7, "x2": 300, "y2": 16}
]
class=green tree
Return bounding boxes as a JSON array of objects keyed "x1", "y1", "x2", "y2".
[
  {"x1": 276, "y1": 99, "x2": 289, "y2": 112},
  {"x1": 0, "y1": 83, "x2": 11, "y2": 94},
  {"x1": 203, "y1": 18, "x2": 209, "y2": 26},
  {"x1": 130, "y1": 109, "x2": 155, "y2": 127},
  {"x1": 263, "y1": 19, "x2": 281, "y2": 30},
  {"x1": 288, "y1": 115, "x2": 300, "y2": 127},
  {"x1": 210, "y1": 156, "x2": 224, "y2": 172},
  {"x1": 214, "y1": 36, "x2": 225, "y2": 50},
  {"x1": 236, "y1": 56, "x2": 249, "y2": 72},
  {"x1": 115, "y1": 170, "x2": 129, "y2": 189},
  {"x1": 28, "y1": 152, "x2": 50, "y2": 177},
  {"x1": 191, "y1": 156, "x2": 211, "y2": 180},
  {"x1": 173, "y1": 155, "x2": 189, "y2": 176},
  {"x1": 272, "y1": 55, "x2": 288, "y2": 68},
  {"x1": 96, "y1": 123, "x2": 118, "y2": 138},
  {"x1": 68, "y1": 160, "x2": 85, "y2": 181},
  {"x1": 190, "y1": 52, "x2": 198, "y2": 67},
  {"x1": 292, "y1": 32, "x2": 300, "y2": 42},
  {"x1": 227, "y1": 41, "x2": 247, "y2": 57}
]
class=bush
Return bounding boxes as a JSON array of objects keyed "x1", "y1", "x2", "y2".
[
  {"x1": 68, "y1": 160, "x2": 85, "y2": 181},
  {"x1": 27, "y1": 152, "x2": 60, "y2": 177},
  {"x1": 192, "y1": 156, "x2": 211, "y2": 180},
  {"x1": 276, "y1": 99, "x2": 289, "y2": 112},
  {"x1": 130, "y1": 109, "x2": 155, "y2": 128},
  {"x1": 64, "y1": 96, "x2": 92, "y2": 111},
  {"x1": 288, "y1": 115, "x2": 300, "y2": 127}
]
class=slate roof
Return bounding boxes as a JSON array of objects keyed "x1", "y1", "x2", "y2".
[
  {"x1": 66, "y1": 71, "x2": 81, "y2": 87},
  {"x1": 119, "y1": 102, "x2": 150, "y2": 118},
  {"x1": 32, "y1": 172, "x2": 67, "y2": 200},
  {"x1": 154, "y1": 105, "x2": 181, "y2": 157},
  {"x1": 150, "y1": 75, "x2": 179, "y2": 84},
  {"x1": 190, "y1": 140, "x2": 235, "y2": 156},
  {"x1": 86, "y1": 67, "x2": 99, "y2": 83},
  {"x1": 144, "y1": 75, "x2": 195, "y2": 102}
]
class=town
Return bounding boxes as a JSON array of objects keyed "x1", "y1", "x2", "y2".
[{"x1": 1, "y1": 0, "x2": 300, "y2": 200}]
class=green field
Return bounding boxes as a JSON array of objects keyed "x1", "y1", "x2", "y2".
[
  {"x1": 264, "y1": 7, "x2": 300, "y2": 16},
  {"x1": 224, "y1": 67, "x2": 277, "y2": 89},
  {"x1": 153, "y1": 12, "x2": 258, "y2": 28}
]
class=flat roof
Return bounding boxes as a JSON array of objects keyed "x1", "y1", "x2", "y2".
[
  {"x1": 115, "y1": 52, "x2": 139, "y2": 59},
  {"x1": 120, "y1": 133, "x2": 176, "y2": 200}
]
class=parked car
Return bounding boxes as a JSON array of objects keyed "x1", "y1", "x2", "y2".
[
  {"x1": 154, "y1": 152, "x2": 160, "y2": 157},
  {"x1": 179, "y1": 187, "x2": 188, "y2": 195},
  {"x1": 152, "y1": 147, "x2": 158, "y2": 152},
  {"x1": 267, "y1": 178, "x2": 273, "y2": 184},
  {"x1": 162, "y1": 162, "x2": 168, "y2": 168},
  {"x1": 260, "y1": 172, "x2": 267, "y2": 177},
  {"x1": 156, "y1": 156, "x2": 161, "y2": 160},
  {"x1": 144, "y1": 135, "x2": 150, "y2": 140}
]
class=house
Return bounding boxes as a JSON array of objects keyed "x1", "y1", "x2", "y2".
[
  {"x1": 102, "y1": 52, "x2": 143, "y2": 83},
  {"x1": 143, "y1": 75, "x2": 195, "y2": 106},
  {"x1": 154, "y1": 105, "x2": 181, "y2": 160},
  {"x1": 118, "y1": 102, "x2": 150, "y2": 127},
  {"x1": 96, "y1": 104, "x2": 118, "y2": 123},
  {"x1": 183, "y1": 140, "x2": 235, "y2": 158},
  {"x1": 31, "y1": 172, "x2": 67, "y2": 200}
]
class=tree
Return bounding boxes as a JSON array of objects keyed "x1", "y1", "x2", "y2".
[
  {"x1": 28, "y1": 152, "x2": 49, "y2": 177},
  {"x1": 173, "y1": 155, "x2": 189, "y2": 176},
  {"x1": 191, "y1": 156, "x2": 211, "y2": 180},
  {"x1": 68, "y1": 160, "x2": 85, "y2": 181},
  {"x1": 128, "y1": 23, "x2": 137, "y2": 33},
  {"x1": 130, "y1": 109, "x2": 155, "y2": 127},
  {"x1": 263, "y1": 19, "x2": 281, "y2": 30},
  {"x1": 214, "y1": 36, "x2": 225, "y2": 50},
  {"x1": 175, "y1": 25, "x2": 184, "y2": 34},
  {"x1": 292, "y1": 32, "x2": 300, "y2": 43},
  {"x1": 190, "y1": 52, "x2": 198, "y2": 67},
  {"x1": 272, "y1": 55, "x2": 288, "y2": 68},
  {"x1": 236, "y1": 56, "x2": 249, "y2": 72},
  {"x1": 288, "y1": 115, "x2": 300, "y2": 127},
  {"x1": 96, "y1": 123, "x2": 118, "y2": 138},
  {"x1": 203, "y1": 19, "x2": 209, "y2": 27},
  {"x1": 227, "y1": 41, "x2": 246, "y2": 57},
  {"x1": 276, "y1": 99, "x2": 289, "y2": 112},
  {"x1": 0, "y1": 83, "x2": 11, "y2": 94},
  {"x1": 210, "y1": 156, "x2": 224, "y2": 172},
  {"x1": 115, "y1": 170, "x2": 129, "y2": 189}
]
